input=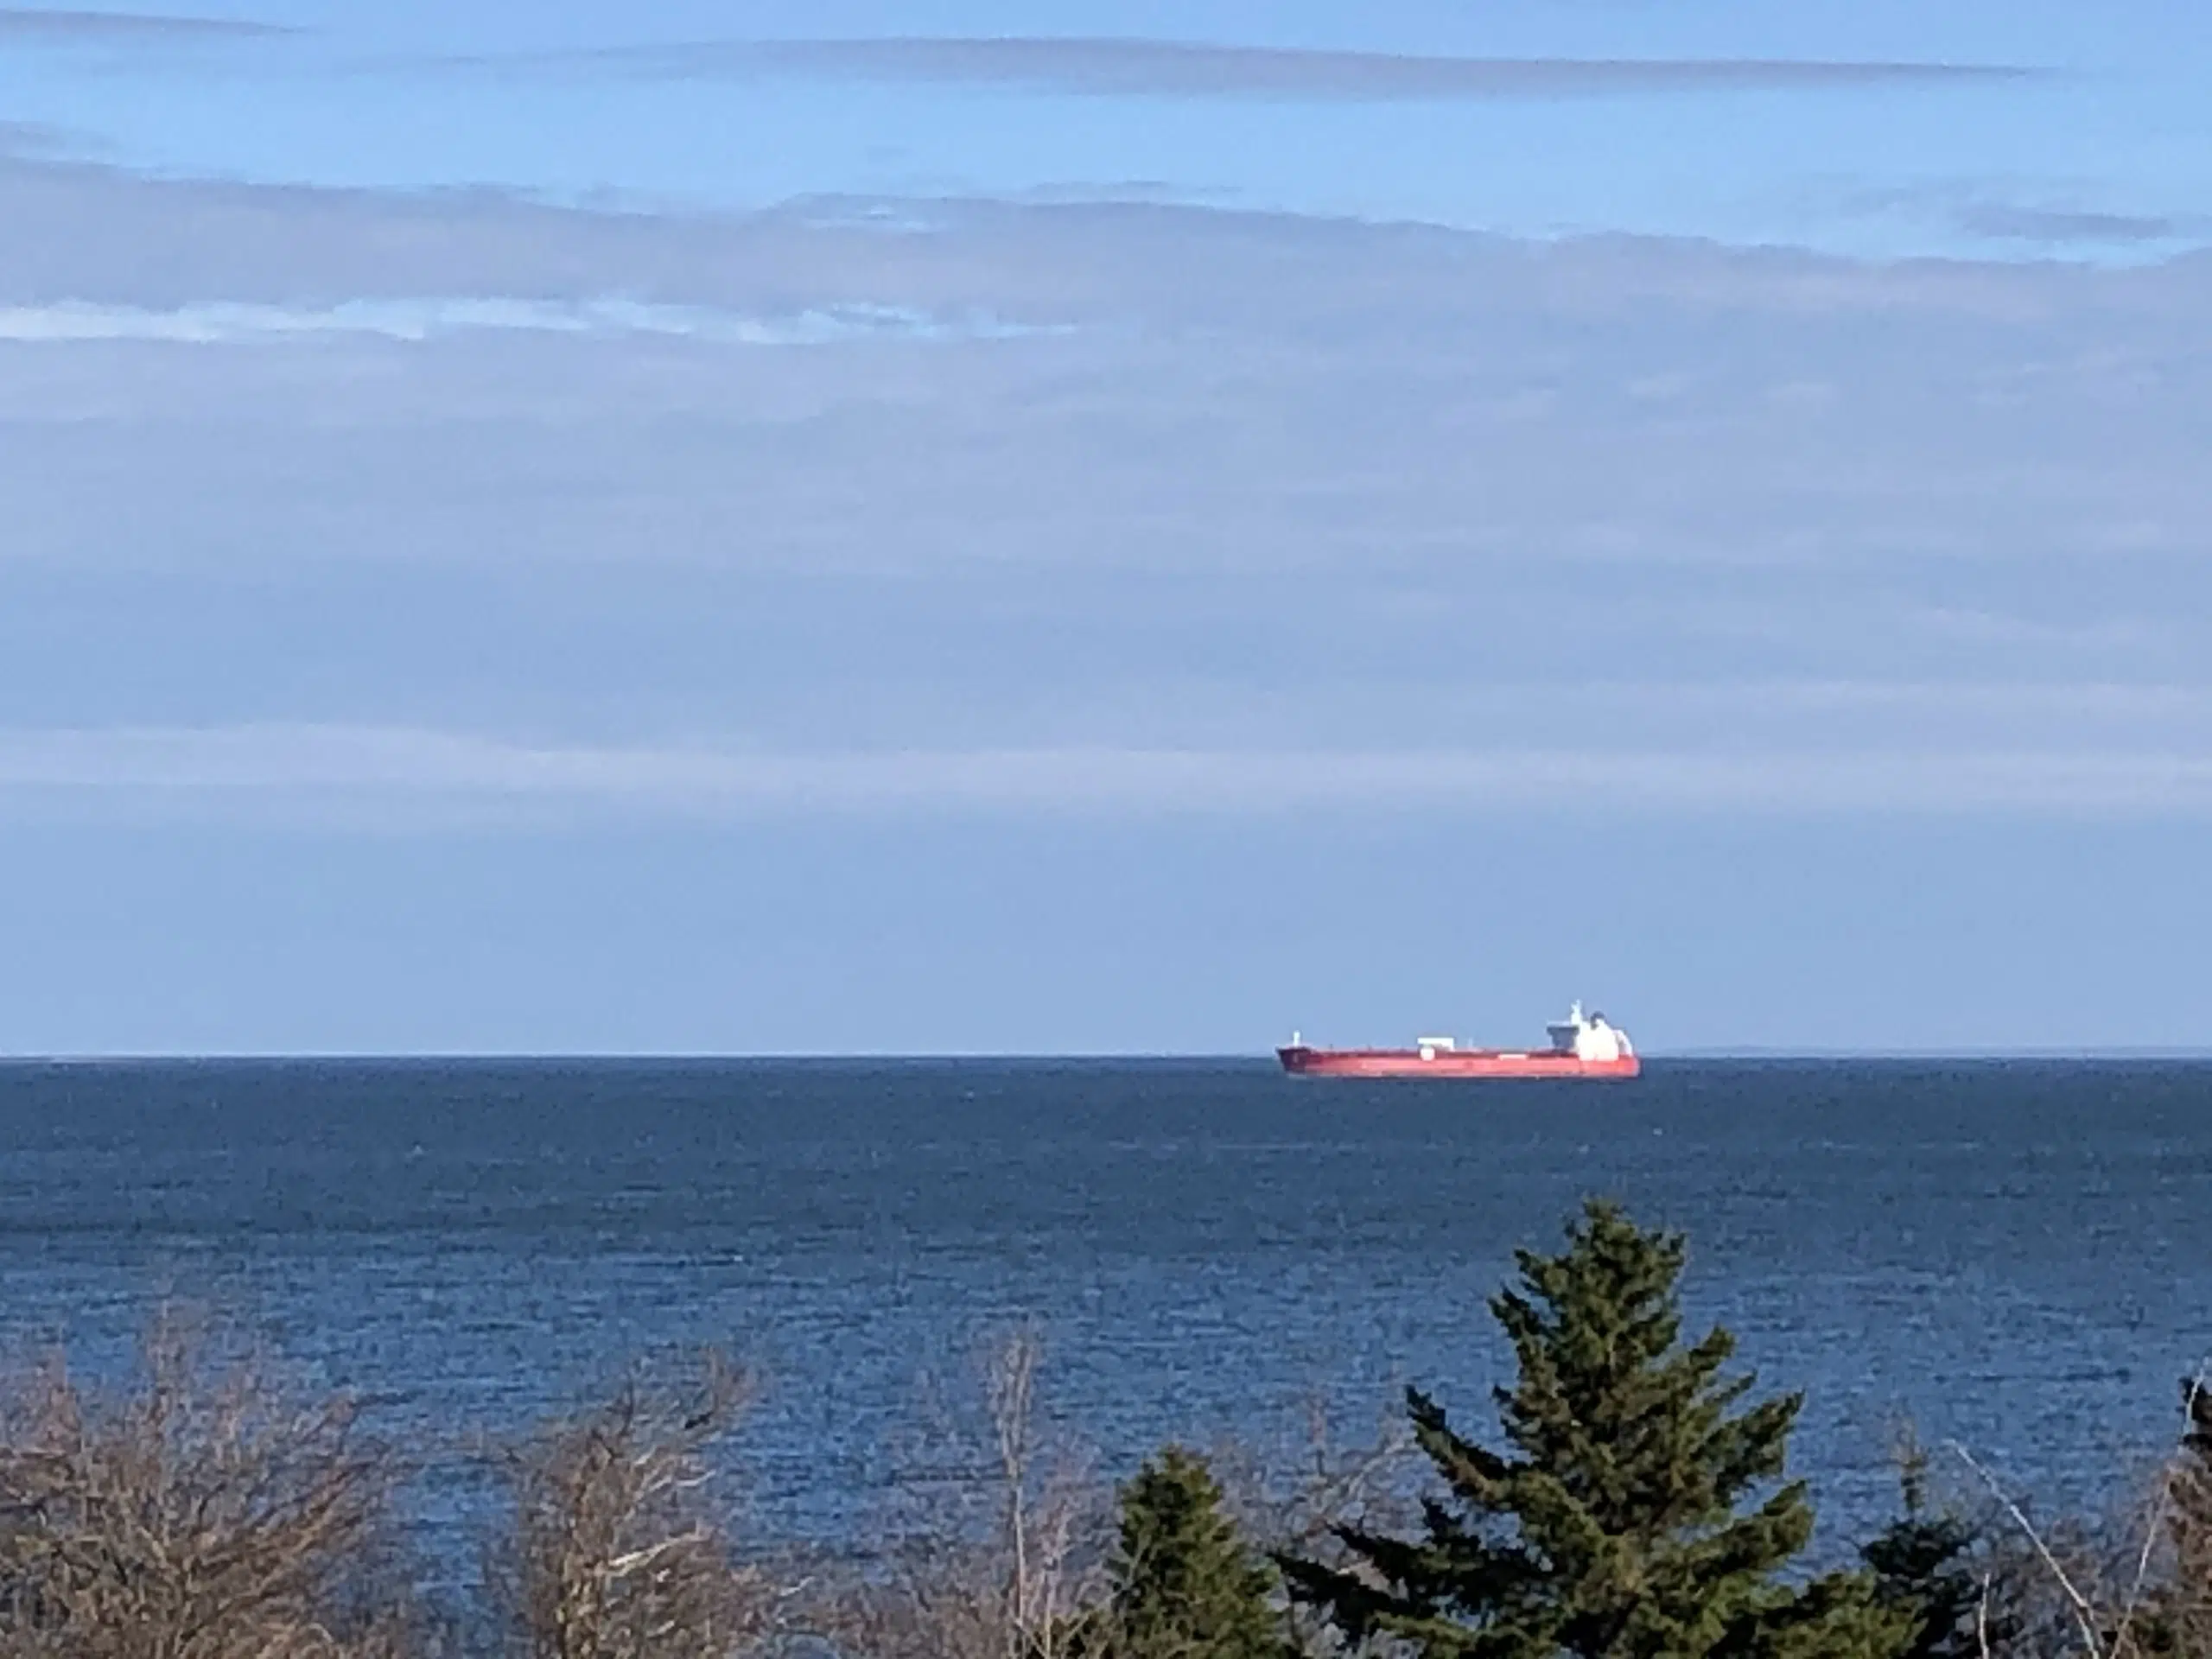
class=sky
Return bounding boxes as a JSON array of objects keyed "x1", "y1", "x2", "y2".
[{"x1": 1, "y1": 2, "x2": 2209, "y2": 1053}]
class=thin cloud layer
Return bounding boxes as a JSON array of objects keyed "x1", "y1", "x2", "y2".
[
  {"x1": 0, "y1": 156, "x2": 2208, "y2": 823},
  {"x1": 4, "y1": 725, "x2": 2210, "y2": 819},
  {"x1": 1955, "y1": 200, "x2": 2182, "y2": 245},
  {"x1": 0, "y1": 119, "x2": 72, "y2": 155},
  {"x1": 0, "y1": 296, "x2": 1050, "y2": 346},
  {"x1": 492, "y1": 35, "x2": 2037, "y2": 102},
  {"x1": 0, "y1": 6, "x2": 288, "y2": 41},
  {"x1": 1847, "y1": 183, "x2": 2196, "y2": 249}
]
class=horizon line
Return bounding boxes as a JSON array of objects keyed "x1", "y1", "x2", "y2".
[{"x1": 3, "y1": 1048, "x2": 2209, "y2": 1065}]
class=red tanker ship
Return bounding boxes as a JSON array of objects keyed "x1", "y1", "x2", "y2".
[{"x1": 1278, "y1": 1002, "x2": 1639, "y2": 1080}]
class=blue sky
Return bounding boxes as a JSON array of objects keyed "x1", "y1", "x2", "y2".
[
  {"x1": 6, "y1": 0, "x2": 2212, "y2": 257},
  {"x1": 1, "y1": 2, "x2": 2209, "y2": 1052}
]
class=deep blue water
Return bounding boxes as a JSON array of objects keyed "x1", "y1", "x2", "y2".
[{"x1": 0, "y1": 1057, "x2": 2206, "y2": 1562}]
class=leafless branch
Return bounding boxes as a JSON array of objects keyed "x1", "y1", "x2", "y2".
[
  {"x1": 495, "y1": 1352, "x2": 766, "y2": 1659},
  {"x1": 831, "y1": 1326, "x2": 1109, "y2": 1659},
  {"x1": 0, "y1": 1313, "x2": 411, "y2": 1659},
  {"x1": 1950, "y1": 1441, "x2": 2106, "y2": 1659}
]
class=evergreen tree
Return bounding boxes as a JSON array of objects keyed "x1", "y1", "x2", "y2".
[
  {"x1": 1860, "y1": 1444, "x2": 1986, "y2": 1659},
  {"x1": 1108, "y1": 1446, "x2": 1281, "y2": 1659},
  {"x1": 1278, "y1": 1199, "x2": 1915, "y2": 1659}
]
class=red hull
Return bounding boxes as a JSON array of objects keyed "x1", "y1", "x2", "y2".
[{"x1": 1278, "y1": 1046, "x2": 1640, "y2": 1080}]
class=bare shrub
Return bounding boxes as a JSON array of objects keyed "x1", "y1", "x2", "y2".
[
  {"x1": 2145, "y1": 1374, "x2": 2212, "y2": 1659},
  {"x1": 495, "y1": 1352, "x2": 767, "y2": 1659},
  {"x1": 834, "y1": 1328, "x2": 1109, "y2": 1659},
  {"x1": 1205, "y1": 1392, "x2": 1415, "y2": 1559},
  {"x1": 1950, "y1": 1372, "x2": 2212, "y2": 1659},
  {"x1": 1977, "y1": 1510, "x2": 2133, "y2": 1659},
  {"x1": 831, "y1": 1351, "x2": 1418, "y2": 1659},
  {"x1": 1198, "y1": 1396, "x2": 1417, "y2": 1659},
  {"x1": 0, "y1": 1317, "x2": 410, "y2": 1659}
]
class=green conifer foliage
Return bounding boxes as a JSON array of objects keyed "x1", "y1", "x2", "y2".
[
  {"x1": 1279, "y1": 1199, "x2": 1915, "y2": 1659},
  {"x1": 1859, "y1": 1446, "x2": 1986, "y2": 1659},
  {"x1": 1109, "y1": 1446, "x2": 1281, "y2": 1659}
]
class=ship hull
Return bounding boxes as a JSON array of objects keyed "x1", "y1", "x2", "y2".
[{"x1": 1278, "y1": 1046, "x2": 1640, "y2": 1080}]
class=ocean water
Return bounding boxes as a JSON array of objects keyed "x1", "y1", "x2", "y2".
[{"x1": 0, "y1": 1057, "x2": 2206, "y2": 1565}]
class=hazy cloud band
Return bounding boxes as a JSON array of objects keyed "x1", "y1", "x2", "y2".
[
  {"x1": 0, "y1": 297, "x2": 1049, "y2": 346},
  {"x1": 0, "y1": 7, "x2": 289, "y2": 41},
  {"x1": 474, "y1": 36, "x2": 2039, "y2": 102},
  {"x1": 3, "y1": 727, "x2": 2209, "y2": 819}
]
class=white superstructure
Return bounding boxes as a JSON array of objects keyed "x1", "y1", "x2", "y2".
[{"x1": 1545, "y1": 1001, "x2": 1634, "y2": 1064}]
